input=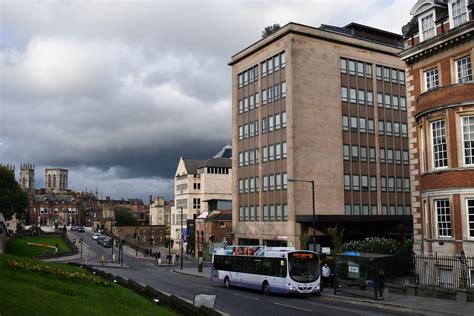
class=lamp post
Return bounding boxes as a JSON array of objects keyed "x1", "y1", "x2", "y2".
[
  {"x1": 180, "y1": 207, "x2": 184, "y2": 270},
  {"x1": 288, "y1": 178, "x2": 316, "y2": 251}
]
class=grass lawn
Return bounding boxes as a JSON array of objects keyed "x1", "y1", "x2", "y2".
[
  {"x1": 0, "y1": 254, "x2": 175, "y2": 316},
  {"x1": 8, "y1": 235, "x2": 72, "y2": 257}
]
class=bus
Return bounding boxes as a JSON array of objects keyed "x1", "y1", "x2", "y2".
[{"x1": 212, "y1": 246, "x2": 320, "y2": 295}]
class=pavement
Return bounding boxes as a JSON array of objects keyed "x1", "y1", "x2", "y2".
[{"x1": 173, "y1": 267, "x2": 474, "y2": 316}]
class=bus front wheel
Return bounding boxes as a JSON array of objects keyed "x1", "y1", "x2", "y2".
[
  {"x1": 224, "y1": 276, "x2": 231, "y2": 288},
  {"x1": 262, "y1": 281, "x2": 270, "y2": 295}
]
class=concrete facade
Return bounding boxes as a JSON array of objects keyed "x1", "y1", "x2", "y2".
[
  {"x1": 149, "y1": 196, "x2": 172, "y2": 235},
  {"x1": 230, "y1": 22, "x2": 410, "y2": 248},
  {"x1": 400, "y1": 1, "x2": 474, "y2": 256}
]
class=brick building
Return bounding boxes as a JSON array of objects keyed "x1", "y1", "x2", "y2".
[
  {"x1": 230, "y1": 22, "x2": 412, "y2": 249},
  {"x1": 400, "y1": 0, "x2": 473, "y2": 256}
]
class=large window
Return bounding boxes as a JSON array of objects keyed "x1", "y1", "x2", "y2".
[
  {"x1": 462, "y1": 116, "x2": 474, "y2": 166},
  {"x1": 425, "y1": 68, "x2": 439, "y2": 90},
  {"x1": 420, "y1": 12, "x2": 435, "y2": 41},
  {"x1": 456, "y1": 56, "x2": 472, "y2": 83},
  {"x1": 432, "y1": 120, "x2": 448, "y2": 169},
  {"x1": 450, "y1": 0, "x2": 468, "y2": 27},
  {"x1": 467, "y1": 199, "x2": 474, "y2": 239},
  {"x1": 436, "y1": 199, "x2": 452, "y2": 238}
]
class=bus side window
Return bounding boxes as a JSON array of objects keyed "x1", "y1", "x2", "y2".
[
  {"x1": 262, "y1": 258, "x2": 273, "y2": 275},
  {"x1": 253, "y1": 259, "x2": 262, "y2": 274},
  {"x1": 242, "y1": 257, "x2": 253, "y2": 273},
  {"x1": 224, "y1": 256, "x2": 232, "y2": 271},
  {"x1": 274, "y1": 258, "x2": 287, "y2": 277}
]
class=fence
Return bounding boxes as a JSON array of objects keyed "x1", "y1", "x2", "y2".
[{"x1": 405, "y1": 251, "x2": 474, "y2": 289}]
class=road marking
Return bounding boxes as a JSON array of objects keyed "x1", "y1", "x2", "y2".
[
  {"x1": 307, "y1": 299, "x2": 373, "y2": 315},
  {"x1": 273, "y1": 302, "x2": 312, "y2": 312},
  {"x1": 233, "y1": 293, "x2": 259, "y2": 301}
]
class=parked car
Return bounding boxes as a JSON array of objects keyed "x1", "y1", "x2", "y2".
[
  {"x1": 78, "y1": 226, "x2": 85, "y2": 233},
  {"x1": 92, "y1": 233, "x2": 101, "y2": 240},
  {"x1": 101, "y1": 238, "x2": 112, "y2": 248}
]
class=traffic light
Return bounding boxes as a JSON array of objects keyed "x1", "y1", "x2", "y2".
[
  {"x1": 165, "y1": 239, "x2": 169, "y2": 248},
  {"x1": 170, "y1": 240, "x2": 174, "y2": 248}
]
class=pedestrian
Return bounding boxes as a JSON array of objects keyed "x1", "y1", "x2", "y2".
[
  {"x1": 322, "y1": 263, "x2": 331, "y2": 290},
  {"x1": 73, "y1": 238, "x2": 76, "y2": 245},
  {"x1": 154, "y1": 251, "x2": 158, "y2": 263},
  {"x1": 175, "y1": 254, "x2": 179, "y2": 264},
  {"x1": 157, "y1": 251, "x2": 161, "y2": 265},
  {"x1": 377, "y1": 268, "x2": 385, "y2": 299},
  {"x1": 100, "y1": 255, "x2": 105, "y2": 266},
  {"x1": 145, "y1": 248, "x2": 149, "y2": 257}
]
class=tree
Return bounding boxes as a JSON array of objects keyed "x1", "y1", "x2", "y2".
[
  {"x1": 261, "y1": 24, "x2": 281, "y2": 38},
  {"x1": 326, "y1": 225, "x2": 345, "y2": 254},
  {"x1": 115, "y1": 207, "x2": 138, "y2": 226},
  {"x1": 0, "y1": 165, "x2": 28, "y2": 220}
]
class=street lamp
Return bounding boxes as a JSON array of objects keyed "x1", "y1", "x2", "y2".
[
  {"x1": 288, "y1": 178, "x2": 316, "y2": 252},
  {"x1": 180, "y1": 206, "x2": 184, "y2": 270}
]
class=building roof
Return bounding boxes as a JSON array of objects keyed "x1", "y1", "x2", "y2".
[
  {"x1": 205, "y1": 211, "x2": 232, "y2": 222},
  {"x1": 213, "y1": 143, "x2": 232, "y2": 158},
  {"x1": 199, "y1": 158, "x2": 232, "y2": 169},
  {"x1": 182, "y1": 159, "x2": 207, "y2": 174},
  {"x1": 33, "y1": 194, "x2": 77, "y2": 204}
]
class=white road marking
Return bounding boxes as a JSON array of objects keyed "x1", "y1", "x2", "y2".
[
  {"x1": 233, "y1": 293, "x2": 259, "y2": 301},
  {"x1": 273, "y1": 302, "x2": 312, "y2": 312}
]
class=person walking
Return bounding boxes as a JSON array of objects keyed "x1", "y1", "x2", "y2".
[
  {"x1": 376, "y1": 268, "x2": 385, "y2": 299},
  {"x1": 322, "y1": 263, "x2": 331, "y2": 291}
]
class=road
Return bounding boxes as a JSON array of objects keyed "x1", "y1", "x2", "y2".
[{"x1": 69, "y1": 230, "x2": 417, "y2": 316}]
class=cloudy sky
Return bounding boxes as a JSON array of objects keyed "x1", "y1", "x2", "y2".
[{"x1": 0, "y1": 0, "x2": 413, "y2": 202}]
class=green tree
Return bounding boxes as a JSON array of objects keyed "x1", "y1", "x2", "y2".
[
  {"x1": 0, "y1": 166, "x2": 28, "y2": 220},
  {"x1": 115, "y1": 207, "x2": 138, "y2": 226},
  {"x1": 326, "y1": 225, "x2": 345, "y2": 254},
  {"x1": 261, "y1": 23, "x2": 281, "y2": 38}
]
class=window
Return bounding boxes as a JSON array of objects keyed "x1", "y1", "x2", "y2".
[
  {"x1": 244, "y1": 151, "x2": 249, "y2": 166},
  {"x1": 361, "y1": 175, "x2": 368, "y2": 191},
  {"x1": 255, "y1": 148, "x2": 259, "y2": 163},
  {"x1": 383, "y1": 67, "x2": 390, "y2": 82},
  {"x1": 255, "y1": 120, "x2": 259, "y2": 136},
  {"x1": 395, "y1": 149, "x2": 401, "y2": 164},
  {"x1": 344, "y1": 175, "x2": 351, "y2": 190},
  {"x1": 239, "y1": 125, "x2": 243, "y2": 140},
  {"x1": 425, "y1": 68, "x2": 439, "y2": 90},
  {"x1": 238, "y1": 99, "x2": 243, "y2": 114},
  {"x1": 436, "y1": 199, "x2": 452, "y2": 237},
  {"x1": 345, "y1": 204, "x2": 351, "y2": 215},
  {"x1": 396, "y1": 177, "x2": 403, "y2": 192},
  {"x1": 276, "y1": 204, "x2": 282, "y2": 221},
  {"x1": 462, "y1": 116, "x2": 474, "y2": 165},
  {"x1": 377, "y1": 93, "x2": 383, "y2": 107},
  {"x1": 243, "y1": 71, "x2": 248, "y2": 85},
  {"x1": 281, "y1": 81, "x2": 287, "y2": 97},
  {"x1": 369, "y1": 147, "x2": 376, "y2": 162},
  {"x1": 402, "y1": 124, "x2": 408, "y2": 138},
  {"x1": 403, "y1": 150, "x2": 409, "y2": 164},
  {"x1": 269, "y1": 174, "x2": 275, "y2": 190},
  {"x1": 432, "y1": 120, "x2": 448, "y2": 169},
  {"x1": 359, "y1": 118, "x2": 366, "y2": 133},
  {"x1": 263, "y1": 176, "x2": 268, "y2": 191},
  {"x1": 239, "y1": 206, "x2": 243, "y2": 220},
  {"x1": 262, "y1": 146, "x2": 268, "y2": 162},
  {"x1": 392, "y1": 95, "x2": 399, "y2": 109},
  {"x1": 238, "y1": 74, "x2": 243, "y2": 88},
  {"x1": 262, "y1": 117, "x2": 266, "y2": 133},
  {"x1": 282, "y1": 112, "x2": 287, "y2": 128},
  {"x1": 370, "y1": 176, "x2": 376, "y2": 191},
  {"x1": 381, "y1": 177, "x2": 387, "y2": 192},
  {"x1": 340, "y1": 58, "x2": 347, "y2": 74},
  {"x1": 378, "y1": 120, "x2": 385, "y2": 135},
  {"x1": 267, "y1": 87, "x2": 273, "y2": 103},
  {"x1": 351, "y1": 117, "x2": 358, "y2": 132},
  {"x1": 391, "y1": 69, "x2": 398, "y2": 83},
  {"x1": 467, "y1": 199, "x2": 474, "y2": 238},
  {"x1": 380, "y1": 148, "x2": 386, "y2": 163},
  {"x1": 282, "y1": 142, "x2": 287, "y2": 159},
  {"x1": 341, "y1": 87, "x2": 348, "y2": 102},
  {"x1": 268, "y1": 115, "x2": 274, "y2": 132},
  {"x1": 239, "y1": 152, "x2": 243, "y2": 167},
  {"x1": 394, "y1": 122, "x2": 400, "y2": 137},
  {"x1": 399, "y1": 70, "x2": 405, "y2": 85},
  {"x1": 404, "y1": 178, "x2": 410, "y2": 192},
  {"x1": 276, "y1": 173, "x2": 281, "y2": 190},
  {"x1": 342, "y1": 116, "x2": 349, "y2": 131},
  {"x1": 349, "y1": 60, "x2": 356, "y2": 75},
  {"x1": 249, "y1": 206, "x2": 255, "y2": 220},
  {"x1": 283, "y1": 204, "x2": 288, "y2": 221},
  {"x1": 268, "y1": 58, "x2": 273, "y2": 74},
  {"x1": 274, "y1": 55, "x2": 280, "y2": 71},
  {"x1": 386, "y1": 122, "x2": 392, "y2": 136},
  {"x1": 283, "y1": 173, "x2": 288, "y2": 190},
  {"x1": 343, "y1": 145, "x2": 350, "y2": 160},
  {"x1": 350, "y1": 88, "x2": 357, "y2": 103},
  {"x1": 274, "y1": 84, "x2": 279, "y2": 100},
  {"x1": 249, "y1": 67, "x2": 254, "y2": 83},
  {"x1": 400, "y1": 97, "x2": 407, "y2": 111},
  {"x1": 376, "y1": 66, "x2": 382, "y2": 80},
  {"x1": 254, "y1": 65, "x2": 259, "y2": 81},
  {"x1": 368, "y1": 119, "x2": 375, "y2": 134},
  {"x1": 388, "y1": 177, "x2": 395, "y2": 192},
  {"x1": 384, "y1": 94, "x2": 391, "y2": 108},
  {"x1": 366, "y1": 64, "x2": 372, "y2": 78},
  {"x1": 456, "y1": 56, "x2": 472, "y2": 83},
  {"x1": 420, "y1": 12, "x2": 436, "y2": 41},
  {"x1": 360, "y1": 146, "x2": 367, "y2": 162},
  {"x1": 255, "y1": 176, "x2": 259, "y2": 192},
  {"x1": 263, "y1": 205, "x2": 269, "y2": 221},
  {"x1": 358, "y1": 90, "x2": 365, "y2": 104},
  {"x1": 357, "y1": 62, "x2": 364, "y2": 76},
  {"x1": 352, "y1": 145, "x2": 359, "y2": 160},
  {"x1": 387, "y1": 149, "x2": 393, "y2": 163},
  {"x1": 275, "y1": 143, "x2": 281, "y2": 160},
  {"x1": 281, "y1": 52, "x2": 286, "y2": 68},
  {"x1": 244, "y1": 178, "x2": 249, "y2": 193},
  {"x1": 352, "y1": 175, "x2": 360, "y2": 191},
  {"x1": 367, "y1": 91, "x2": 373, "y2": 105},
  {"x1": 239, "y1": 179, "x2": 243, "y2": 193},
  {"x1": 450, "y1": 0, "x2": 468, "y2": 28},
  {"x1": 262, "y1": 89, "x2": 267, "y2": 105},
  {"x1": 244, "y1": 123, "x2": 249, "y2": 138},
  {"x1": 269, "y1": 144, "x2": 274, "y2": 161},
  {"x1": 255, "y1": 92, "x2": 259, "y2": 107},
  {"x1": 353, "y1": 205, "x2": 360, "y2": 215},
  {"x1": 250, "y1": 177, "x2": 254, "y2": 192}
]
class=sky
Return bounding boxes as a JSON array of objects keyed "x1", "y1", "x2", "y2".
[{"x1": 0, "y1": 0, "x2": 414, "y2": 202}]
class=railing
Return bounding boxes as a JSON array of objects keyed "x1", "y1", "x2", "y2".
[{"x1": 405, "y1": 251, "x2": 474, "y2": 289}]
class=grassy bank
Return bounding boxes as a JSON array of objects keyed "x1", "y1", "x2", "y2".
[
  {"x1": 8, "y1": 235, "x2": 72, "y2": 257},
  {"x1": 0, "y1": 254, "x2": 175, "y2": 316}
]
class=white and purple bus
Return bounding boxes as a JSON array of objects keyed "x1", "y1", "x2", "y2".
[{"x1": 212, "y1": 246, "x2": 320, "y2": 295}]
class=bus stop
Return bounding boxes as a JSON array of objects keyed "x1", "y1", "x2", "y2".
[{"x1": 334, "y1": 251, "x2": 393, "y2": 300}]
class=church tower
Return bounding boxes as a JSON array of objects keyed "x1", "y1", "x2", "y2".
[{"x1": 20, "y1": 163, "x2": 35, "y2": 190}]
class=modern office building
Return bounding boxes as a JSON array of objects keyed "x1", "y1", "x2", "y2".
[
  {"x1": 230, "y1": 22, "x2": 413, "y2": 249},
  {"x1": 400, "y1": 0, "x2": 473, "y2": 256}
]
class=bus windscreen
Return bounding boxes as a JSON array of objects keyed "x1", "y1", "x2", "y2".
[{"x1": 288, "y1": 252, "x2": 320, "y2": 283}]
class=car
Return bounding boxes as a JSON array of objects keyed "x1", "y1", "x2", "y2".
[
  {"x1": 97, "y1": 235, "x2": 107, "y2": 245},
  {"x1": 92, "y1": 233, "x2": 101, "y2": 240},
  {"x1": 71, "y1": 226, "x2": 78, "y2": 231},
  {"x1": 101, "y1": 238, "x2": 112, "y2": 248},
  {"x1": 77, "y1": 226, "x2": 85, "y2": 233}
]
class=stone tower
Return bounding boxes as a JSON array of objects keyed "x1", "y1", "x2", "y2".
[
  {"x1": 20, "y1": 163, "x2": 35, "y2": 190},
  {"x1": 44, "y1": 168, "x2": 68, "y2": 192},
  {"x1": 0, "y1": 163, "x2": 15, "y2": 175}
]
